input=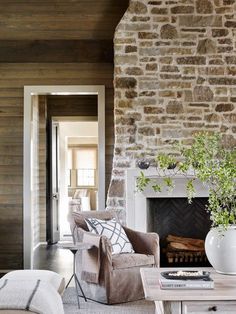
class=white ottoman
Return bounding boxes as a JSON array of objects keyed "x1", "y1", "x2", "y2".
[
  {"x1": 2, "y1": 270, "x2": 65, "y2": 296},
  {"x1": 0, "y1": 270, "x2": 65, "y2": 314}
]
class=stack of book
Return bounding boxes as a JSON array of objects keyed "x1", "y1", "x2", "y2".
[{"x1": 159, "y1": 270, "x2": 214, "y2": 290}]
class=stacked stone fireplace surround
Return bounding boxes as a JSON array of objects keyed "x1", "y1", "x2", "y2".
[{"x1": 107, "y1": 0, "x2": 236, "y2": 224}]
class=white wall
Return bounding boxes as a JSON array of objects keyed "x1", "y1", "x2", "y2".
[
  {"x1": 31, "y1": 96, "x2": 40, "y2": 249},
  {"x1": 58, "y1": 121, "x2": 98, "y2": 238},
  {"x1": 61, "y1": 121, "x2": 98, "y2": 138},
  {"x1": 68, "y1": 137, "x2": 98, "y2": 145}
]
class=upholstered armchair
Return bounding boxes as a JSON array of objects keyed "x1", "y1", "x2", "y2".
[{"x1": 69, "y1": 210, "x2": 159, "y2": 304}]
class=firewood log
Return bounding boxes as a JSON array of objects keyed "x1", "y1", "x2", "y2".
[
  {"x1": 168, "y1": 242, "x2": 205, "y2": 252},
  {"x1": 166, "y1": 234, "x2": 204, "y2": 247}
]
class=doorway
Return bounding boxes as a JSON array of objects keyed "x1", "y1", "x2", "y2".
[
  {"x1": 50, "y1": 119, "x2": 99, "y2": 242},
  {"x1": 23, "y1": 85, "x2": 105, "y2": 269}
]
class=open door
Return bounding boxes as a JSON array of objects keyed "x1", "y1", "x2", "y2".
[{"x1": 47, "y1": 120, "x2": 60, "y2": 244}]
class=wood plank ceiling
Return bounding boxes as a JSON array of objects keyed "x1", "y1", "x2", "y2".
[
  {"x1": 0, "y1": 0, "x2": 128, "y2": 40},
  {"x1": 0, "y1": 0, "x2": 129, "y2": 270}
]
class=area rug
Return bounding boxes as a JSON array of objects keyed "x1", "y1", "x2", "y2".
[{"x1": 62, "y1": 287, "x2": 155, "y2": 314}]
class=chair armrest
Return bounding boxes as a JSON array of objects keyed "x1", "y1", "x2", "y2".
[
  {"x1": 76, "y1": 228, "x2": 113, "y2": 269},
  {"x1": 83, "y1": 231, "x2": 112, "y2": 258},
  {"x1": 72, "y1": 225, "x2": 114, "y2": 284},
  {"x1": 123, "y1": 226, "x2": 160, "y2": 267}
]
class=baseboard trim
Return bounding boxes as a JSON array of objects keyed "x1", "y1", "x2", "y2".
[{"x1": 33, "y1": 242, "x2": 47, "y2": 251}]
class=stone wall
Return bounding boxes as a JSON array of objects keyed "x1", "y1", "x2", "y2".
[{"x1": 107, "y1": 0, "x2": 236, "y2": 219}]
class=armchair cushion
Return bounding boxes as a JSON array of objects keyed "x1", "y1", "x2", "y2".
[
  {"x1": 73, "y1": 210, "x2": 117, "y2": 231},
  {"x1": 112, "y1": 253, "x2": 155, "y2": 270},
  {"x1": 85, "y1": 218, "x2": 134, "y2": 254}
]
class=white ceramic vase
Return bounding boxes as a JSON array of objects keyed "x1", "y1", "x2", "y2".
[{"x1": 205, "y1": 225, "x2": 236, "y2": 275}]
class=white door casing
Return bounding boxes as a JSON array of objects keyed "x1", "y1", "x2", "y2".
[{"x1": 23, "y1": 85, "x2": 105, "y2": 269}]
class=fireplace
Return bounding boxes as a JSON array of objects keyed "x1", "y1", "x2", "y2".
[
  {"x1": 147, "y1": 197, "x2": 211, "y2": 267},
  {"x1": 126, "y1": 168, "x2": 210, "y2": 267}
]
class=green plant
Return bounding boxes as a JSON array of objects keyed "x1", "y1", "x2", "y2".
[{"x1": 136, "y1": 132, "x2": 236, "y2": 229}]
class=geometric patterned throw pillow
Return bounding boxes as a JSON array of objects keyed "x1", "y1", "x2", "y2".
[{"x1": 85, "y1": 218, "x2": 134, "y2": 255}]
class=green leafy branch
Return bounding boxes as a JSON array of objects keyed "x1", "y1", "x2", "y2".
[
  {"x1": 136, "y1": 171, "x2": 151, "y2": 192},
  {"x1": 136, "y1": 132, "x2": 236, "y2": 228}
]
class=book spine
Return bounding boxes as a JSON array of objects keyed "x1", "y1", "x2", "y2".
[
  {"x1": 161, "y1": 284, "x2": 214, "y2": 289},
  {"x1": 159, "y1": 280, "x2": 214, "y2": 289}
]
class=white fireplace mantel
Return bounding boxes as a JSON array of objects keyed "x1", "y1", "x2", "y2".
[{"x1": 126, "y1": 168, "x2": 209, "y2": 232}]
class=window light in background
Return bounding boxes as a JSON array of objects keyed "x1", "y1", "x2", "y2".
[{"x1": 76, "y1": 147, "x2": 97, "y2": 187}]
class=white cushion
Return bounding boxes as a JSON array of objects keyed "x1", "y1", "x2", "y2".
[
  {"x1": 73, "y1": 189, "x2": 89, "y2": 198},
  {"x1": 2, "y1": 270, "x2": 65, "y2": 296},
  {"x1": 85, "y1": 218, "x2": 134, "y2": 255}
]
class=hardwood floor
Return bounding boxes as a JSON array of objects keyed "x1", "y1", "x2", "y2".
[
  {"x1": 1, "y1": 244, "x2": 73, "y2": 282},
  {"x1": 33, "y1": 244, "x2": 73, "y2": 284}
]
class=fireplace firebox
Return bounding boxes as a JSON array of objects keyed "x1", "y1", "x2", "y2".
[{"x1": 147, "y1": 197, "x2": 211, "y2": 267}]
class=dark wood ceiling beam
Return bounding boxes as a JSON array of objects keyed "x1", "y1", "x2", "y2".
[{"x1": 0, "y1": 40, "x2": 113, "y2": 63}]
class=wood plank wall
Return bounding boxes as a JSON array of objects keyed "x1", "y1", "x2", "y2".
[
  {"x1": 0, "y1": 0, "x2": 129, "y2": 271},
  {"x1": 0, "y1": 85, "x2": 24, "y2": 270},
  {"x1": 47, "y1": 95, "x2": 98, "y2": 117},
  {"x1": 0, "y1": 63, "x2": 114, "y2": 270}
]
